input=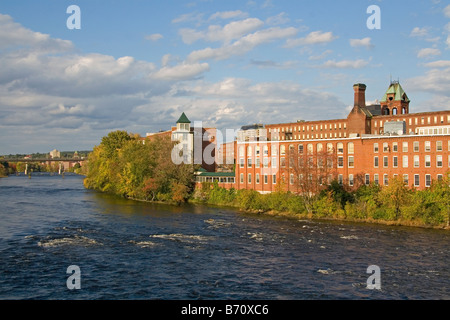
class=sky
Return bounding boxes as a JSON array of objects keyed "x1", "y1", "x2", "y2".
[{"x1": 0, "y1": 0, "x2": 449, "y2": 154}]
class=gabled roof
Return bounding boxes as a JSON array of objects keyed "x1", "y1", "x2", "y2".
[
  {"x1": 381, "y1": 82, "x2": 410, "y2": 103},
  {"x1": 176, "y1": 112, "x2": 191, "y2": 124}
]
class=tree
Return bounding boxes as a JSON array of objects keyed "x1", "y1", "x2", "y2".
[{"x1": 378, "y1": 175, "x2": 411, "y2": 220}]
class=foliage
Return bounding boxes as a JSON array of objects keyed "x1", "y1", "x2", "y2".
[{"x1": 84, "y1": 131, "x2": 195, "y2": 204}]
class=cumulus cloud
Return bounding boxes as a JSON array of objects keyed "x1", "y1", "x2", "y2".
[
  {"x1": 444, "y1": 5, "x2": 450, "y2": 18},
  {"x1": 349, "y1": 37, "x2": 374, "y2": 49},
  {"x1": 417, "y1": 47, "x2": 441, "y2": 58},
  {"x1": 187, "y1": 26, "x2": 298, "y2": 62},
  {"x1": 209, "y1": 10, "x2": 248, "y2": 20},
  {"x1": 285, "y1": 31, "x2": 337, "y2": 47},
  {"x1": 145, "y1": 33, "x2": 163, "y2": 41},
  {"x1": 179, "y1": 18, "x2": 264, "y2": 44},
  {"x1": 424, "y1": 60, "x2": 450, "y2": 68}
]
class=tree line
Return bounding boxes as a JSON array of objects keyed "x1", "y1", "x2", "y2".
[{"x1": 83, "y1": 130, "x2": 195, "y2": 204}]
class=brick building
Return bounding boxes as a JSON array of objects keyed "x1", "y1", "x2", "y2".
[{"x1": 203, "y1": 82, "x2": 450, "y2": 191}]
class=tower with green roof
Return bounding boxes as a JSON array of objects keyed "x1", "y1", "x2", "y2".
[{"x1": 380, "y1": 81, "x2": 410, "y2": 116}]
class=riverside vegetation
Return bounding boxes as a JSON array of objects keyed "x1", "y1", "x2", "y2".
[{"x1": 83, "y1": 131, "x2": 450, "y2": 229}]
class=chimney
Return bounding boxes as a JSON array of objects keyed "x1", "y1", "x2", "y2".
[{"x1": 353, "y1": 83, "x2": 366, "y2": 108}]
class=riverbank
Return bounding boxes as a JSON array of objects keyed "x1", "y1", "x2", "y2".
[{"x1": 190, "y1": 181, "x2": 450, "y2": 230}]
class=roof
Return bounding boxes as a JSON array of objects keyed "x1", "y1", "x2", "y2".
[
  {"x1": 381, "y1": 82, "x2": 410, "y2": 103},
  {"x1": 176, "y1": 112, "x2": 191, "y2": 124}
]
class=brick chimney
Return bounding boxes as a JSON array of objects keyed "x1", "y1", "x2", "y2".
[{"x1": 353, "y1": 83, "x2": 366, "y2": 108}]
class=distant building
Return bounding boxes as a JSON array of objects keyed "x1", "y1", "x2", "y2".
[{"x1": 49, "y1": 149, "x2": 60, "y2": 159}]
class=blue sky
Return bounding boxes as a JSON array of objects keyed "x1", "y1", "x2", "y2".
[{"x1": 0, "y1": 0, "x2": 449, "y2": 154}]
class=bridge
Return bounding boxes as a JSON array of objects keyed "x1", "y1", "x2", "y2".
[{"x1": 2, "y1": 158, "x2": 86, "y2": 173}]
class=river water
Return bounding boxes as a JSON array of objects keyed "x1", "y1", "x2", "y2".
[{"x1": 0, "y1": 174, "x2": 449, "y2": 300}]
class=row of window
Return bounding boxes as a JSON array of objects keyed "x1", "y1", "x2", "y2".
[
  {"x1": 239, "y1": 172, "x2": 445, "y2": 188},
  {"x1": 270, "y1": 122, "x2": 347, "y2": 133},
  {"x1": 374, "y1": 141, "x2": 450, "y2": 153},
  {"x1": 374, "y1": 155, "x2": 450, "y2": 168},
  {"x1": 374, "y1": 115, "x2": 450, "y2": 128}
]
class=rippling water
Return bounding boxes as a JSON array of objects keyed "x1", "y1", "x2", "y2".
[{"x1": 0, "y1": 174, "x2": 449, "y2": 299}]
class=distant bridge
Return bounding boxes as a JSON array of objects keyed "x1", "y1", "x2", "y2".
[{"x1": 2, "y1": 158, "x2": 86, "y2": 172}]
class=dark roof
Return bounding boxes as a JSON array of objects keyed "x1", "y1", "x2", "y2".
[
  {"x1": 240, "y1": 124, "x2": 264, "y2": 131},
  {"x1": 176, "y1": 112, "x2": 191, "y2": 124}
]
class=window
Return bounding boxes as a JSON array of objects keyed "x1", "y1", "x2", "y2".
[
  {"x1": 240, "y1": 173, "x2": 244, "y2": 184},
  {"x1": 338, "y1": 174, "x2": 343, "y2": 186},
  {"x1": 414, "y1": 174, "x2": 420, "y2": 187},
  {"x1": 272, "y1": 157, "x2": 277, "y2": 168},
  {"x1": 264, "y1": 175, "x2": 268, "y2": 184},
  {"x1": 374, "y1": 156, "x2": 379, "y2": 168},
  {"x1": 317, "y1": 143, "x2": 323, "y2": 153},
  {"x1": 240, "y1": 158, "x2": 244, "y2": 168},
  {"x1": 256, "y1": 158, "x2": 260, "y2": 168},
  {"x1": 247, "y1": 158, "x2": 252, "y2": 168},
  {"x1": 383, "y1": 143, "x2": 389, "y2": 152},
  {"x1": 256, "y1": 174, "x2": 260, "y2": 184},
  {"x1": 403, "y1": 174, "x2": 409, "y2": 186},
  {"x1": 272, "y1": 146, "x2": 278, "y2": 156},
  {"x1": 348, "y1": 156, "x2": 354, "y2": 168},
  {"x1": 436, "y1": 141, "x2": 442, "y2": 152},
  {"x1": 280, "y1": 145, "x2": 286, "y2": 156},
  {"x1": 239, "y1": 146, "x2": 244, "y2": 157},
  {"x1": 383, "y1": 156, "x2": 388, "y2": 168},
  {"x1": 437, "y1": 174, "x2": 443, "y2": 181},
  {"x1": 290, "y1": 174, "x2": 294, "y2": 185},
  {"x1": 365, "y1": 174, "x2": 370, "y2": 185},
  {"x1": 348, "y1": 142, "x2": 354, "y2": 154},
  {"x1": 393, "y1": 142, "x2": 398, "y2": 152},
  {"x1": 337, "y1": 143, "x2": 344, "y2": 154},
  {"x1": 393, "y1": 156, "x2": 398, "y2": 168},
  {"x1": 384, "y1": 174, "x2": 389, "y2": 186},
  {"x1": 280, "y1": 157, "x2": 286, "y2": 167},
  {"x1": 263, "y1": 157, "x2": 269, "y2": 168},
  {"x1": 425, "y1": 141, "x2": 431, "y2": 152},
  {"x1": 374, "y1": 143, "x2": 379, "y2": 153},
  {"x1": 248, "y1": 174, "x2": 252, "y2": 184},
  {"x1": 338, "y1": 156, "x2": 344, "y2": 168},
  {"x1": 437, "y1": 155, "x2": 443, "y2": 167},
  {"x1": 425, "y1": 155, "x2": 431, "y2": 167},
  {"x1": 273, "y1": 174, "x2": 277, "y2": 184},
  {"x1": 298, "y1": 144, "x2": 304, "y2": 154},
  {"x1": 307, "y1": 144, "x2": 314, "y2": 155},
  {"x1": 403, "y1": 155, "x2": 408, "y2": 168},
  {"x1": 402, "y1": 142, "x2": 408, "y2": 152},
  {"x1": 263, "y1": 146, "x2": 269, "y2": 156},
  {"x1": 327, "y1": 143, "x2": 334, "y2": 154},
  {"x1": 414, "y1": 155, "x2": 420, "y2": 168},
  {"x1": 425, "y1": 174, "x2": 431, "y2": 187},
  {"x1": 247, "y1": 146, "x2": 252, "y2": 157},
  {"x1": 414, "y1": 141, "x2": 419, "y2": 152},
  {"x1": 256, "y1": 146, "x2": 260, "y2": 156},
  {"x1": 349, "y1": 174, "x2": 354, "y2": 186},
  {"x1": 374, "y1": 174, "x2": 379, "y2": 185}
]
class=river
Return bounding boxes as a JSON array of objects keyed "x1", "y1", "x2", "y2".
[{"x1": 0, "y1": 174, "x2": 449, "y2": 300}]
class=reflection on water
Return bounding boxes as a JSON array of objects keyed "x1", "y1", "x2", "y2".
[{"x1": 0, "y1": 174, "x2": 449, "y2": 299}]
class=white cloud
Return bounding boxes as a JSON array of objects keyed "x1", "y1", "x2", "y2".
[
  {"x1": 187, "y1": 26, "x2": 298, "y2": 62},
  {"x1": 179, "y1": 18, "x2": 264, "y2": 44},
  {"x1": 285, "y1": 31, "x2": 337, "y2": 47},
  {"x1": 349, "y1": 37, "x2": 373, "y2": 49},
  {"x1": 145, "y1": 33, "x2": 163, "y2": 41},
  {"x1": 153, "y1": 62, "x2": 210, "y2": 80},
  {"x1": 410, "y1": 26, "x2": 431, "y2": 38},
  {"x1": 209, "y1": 10, "x2": 248, "y2": 20},
  {"x1": 424, "y1": 60, "x2": 450, "y2": 68},
  {"x1": 265, "y1": 12, "x2": 290, "y2": 25},
  {"x1": 308, "y1": 50, "x2": 333, "y2": 61},
  {"x1": 319, "y1": 59, "x2": 370, "y2": 69},
  {"x1": 417, "y1": 47, "x2": 441, "y2": 58},
  {"x1": 444, "y1": 5, "x2": 450, "y2": 18}
]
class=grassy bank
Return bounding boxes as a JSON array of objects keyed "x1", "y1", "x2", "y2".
[{"x1": 191, "y1": 180, "x2": 450, "y2": 230}]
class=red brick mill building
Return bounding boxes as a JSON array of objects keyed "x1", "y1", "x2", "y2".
[{"x1": 195, "y1": 81, "x2": 450, "y2": 192}]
